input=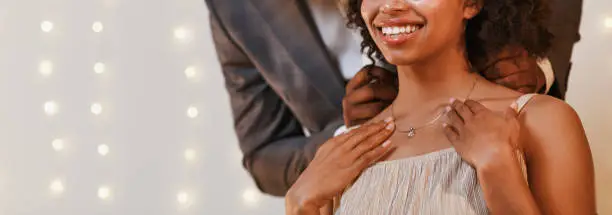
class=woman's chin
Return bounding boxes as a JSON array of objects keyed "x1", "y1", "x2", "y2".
[{"x1": 385, "y1": 55, "x2": 419, "y2": 66}]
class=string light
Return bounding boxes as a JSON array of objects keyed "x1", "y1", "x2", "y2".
[
  {"x1": 41, "y1": 21, "x2": 54, "y2": 32},
  {"x1": 91, "y1": 103, "x2": 103, "y2": 115},
  {"x1": 92, "y1": 21, "x2": 104, "y2": 33},
  {"x1": 184, "y1": 149, "x2": 196, "y2": 161},
  {"x1": 52, "y1": 139, "x2": 65, "y2": 152},
  {"x1": 242, "y1": 188, "x2": 260, "y2": 207},
  {"x1": 98, "y1": 186, "x2": 112, "y2": 200},
  {"x1": 173, "y1": 27, "x2": 192, "y2": 42},
  {"x1": 94, "y1": 62, "x2": 105, "y2": 74},
  {"x1": 39, "y1": 60, "x2": 53, "y2": 76},
  {"x1": 44, "y1": 101, "x2": 59, "y2": 116},
  {"x1": 49, "y1": 178, "x2": 64, "y2": 195},
  {"x1": 98, "y1": 144, "x2": 109, "y2": 156},
  {"x1": 187, "y1": 106, "x2": 199, "y2": 118},
  {"x1": 604, "y1": 17, "x2": 612, "y2": 29},
  {"x1": 177, "y1": 191, "x2": 191, "y2": 206},
  {"x1": 184, "y1": 66, "x2": 196, "y2": 79}
]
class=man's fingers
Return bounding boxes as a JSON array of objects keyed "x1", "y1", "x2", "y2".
[
  {"x1": 368, "y1": 66, "x2": 397, "y2": 86},
  {"x1": 346, "y1": 66, "x2": 373, "y2": 94},
  {"x1": 344, "y1": 102, "x2": 386, "y2": 126},
  {"x1": 480, "y1": 49, "x2": 531, "y2": 80},
  {"x1": 344, "y1": 84, "x2": 397, "y2": 105},
  {"x1": 493, "y1": 72, "x2": 540, "y2": 93}
]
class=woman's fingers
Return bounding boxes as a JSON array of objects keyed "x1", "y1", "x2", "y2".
[
  {"x1": 354, "y1": 140, "x2": 394, "y2": 169},
  {"x1": 464, "y1": 99, "x2": 488, "y2": 114},
  {"x1": 443, "y1": 123, "x2": 461, "y2": 142},
  {"x1": 342, "y1": 117, "x2": 394, "y2": 150},
  {"x1": 446, "y1": 107, "x2": 465, "y2": 130},
  {"x1": 450, "y1": 98, "x2": 473, "y2": 122},
  {"x1": 350, "y1": 121, "x2": 395, "y2": 160}
]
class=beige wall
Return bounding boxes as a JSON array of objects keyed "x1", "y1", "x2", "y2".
[{"x1": 565, "y1": 1, "x2": 612, "y2": 213}]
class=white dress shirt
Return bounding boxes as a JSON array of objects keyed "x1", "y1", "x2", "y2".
[{"x1": 304, "y1": 0, "x2": 555, "y2": 136}]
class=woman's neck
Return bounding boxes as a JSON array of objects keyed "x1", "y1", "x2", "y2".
[{"x1": 395, "y1": 47, "x2": 476, "y2": 109}]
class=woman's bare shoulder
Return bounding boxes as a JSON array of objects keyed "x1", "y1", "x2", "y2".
[
  {"x1": 518, "y1": 94, "x2": 588, "y2": 157},
  {"x1": 520, "y1": 95, "x2": 581, "y2": 128}
]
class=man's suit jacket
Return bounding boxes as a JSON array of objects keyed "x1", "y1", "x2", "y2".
[
  {"x1": 205, "y1": 0, "x2": 347, "y2": 196},
  {"x1": 547, "y1": 0, "x2": 583, "y2": 99},
  {"x1": 204, "y1": 0, "x2": 582, "y2": 196}
]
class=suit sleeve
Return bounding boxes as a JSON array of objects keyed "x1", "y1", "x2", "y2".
[
  {"x1": 207, "y1": 7, "x2": 342, "y2": 196},
  {"x1": 545, "y1": 0, "x2": 583, "y2": 99}
]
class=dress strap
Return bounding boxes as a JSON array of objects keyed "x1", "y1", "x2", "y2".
[{"x1": 513, "y1": 93, "x2": 537, "y2": 114}]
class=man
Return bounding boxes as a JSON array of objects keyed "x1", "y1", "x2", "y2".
[{"x1": 204, "y1": 0, "x2": 582, "y2": 196}]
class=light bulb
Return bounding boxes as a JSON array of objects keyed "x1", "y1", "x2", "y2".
[
  {"x1": 92, "y1": 21, "x2": 104, "y2": 32},
  {"x1": 242, "y1": 188, "x2": 260, "y2": 207},
  {"x1": 39, "y1": 60, "x2": 53, "y2": 76},
  {"x1": 94, "y1": 62, "x2": 105, "y2": 74},
  {"x1": 187, "y1": 106, "x2": 199, "y2": 118},
  {"x1": 184, "y1": 149, "x2": 196, "y2": 161},
  {"x1": 41, "y1": 21, "x2": 54, "y2": 32},
  {"x1": 98, "y1": 186, "x2": 111, "y2": 200},
  {"x1": 173, "y1": 27, "x2": 193, "y2": 42},
  {"x1": 91, "y1": 103, "x2": 103, "y2": 115},
  {"x1": 184, "y1": 66, "x2": 196, "y2": 79},
  {"x1": 44, "y1": 101, "x2": 59, "y2": 116},
  {"x1": 52, "y1": 139, "x2": 65, "y2": 151},
  {"x1": 177, "y1": 191, "x2": 189, "y2": 205},
  {"x1": 50, "y1": 179, "x2": 64, "y2": 194},
  {"x1": 98, "y1": 144, "x2": 109, "y2": 156},
  {"x1": 174, "y1": 28, "x2": 188, "y2": 39},
  {"x1": 605, "y1": 17, "x2": 612, "y2": 29}
]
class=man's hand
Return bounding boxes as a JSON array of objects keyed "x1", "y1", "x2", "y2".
[
  {"x1": 343, "y1": 66, "x2": 398, "y2": 127},
  {"x1": 478, "y1": 47, "x2": 547, "y2": 94}
]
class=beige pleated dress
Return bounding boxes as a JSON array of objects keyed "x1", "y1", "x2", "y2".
[{"x1": 334, "y1": 94, "x2": 536, "y2": 215}]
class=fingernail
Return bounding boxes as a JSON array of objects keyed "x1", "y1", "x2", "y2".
[
  {"x1": 384, "y1": 116, "x2": 394, "y2": 123},
  {"x1": 442, "y1": 123, "x2": 449, "y2": 127},
  {"x1": 510, "y1": 102, "x2": 518, "y2": 110},
  {"x1": 386, "y1": 122, "x2": 395, "y2": 130},
  {"x1": 382, "y1": 140, "x2": 391, "y2": 147},
  {"x1": 449, "y1": 97, "x2": 457, "y2": 103}
]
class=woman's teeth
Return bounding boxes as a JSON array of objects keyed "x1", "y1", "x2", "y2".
[{"x1": 381, "y1": 25, "x2": 422, "y2": 36}]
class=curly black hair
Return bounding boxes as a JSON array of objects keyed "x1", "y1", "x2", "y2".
[{"x1": 345, "y1": 0, "x2": 553, "y2": 68}]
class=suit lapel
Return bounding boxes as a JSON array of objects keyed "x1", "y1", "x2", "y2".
[{"x1": 248, "y1": 0, "x2": 346, "y2": 109}]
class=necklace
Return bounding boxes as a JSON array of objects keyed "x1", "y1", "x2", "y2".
[{"x1": 390, "y1": 76, "x2": 479, "y2": 138}]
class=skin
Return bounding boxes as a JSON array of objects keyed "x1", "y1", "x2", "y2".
[
  {"x1": 343, "y1": 66, "x2": 398, "y2": 127},
  {"x1": 287, "y1": 0, "x2": 595, "y2": 214}
]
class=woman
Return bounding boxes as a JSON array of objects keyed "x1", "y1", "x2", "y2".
[{"x1": 285, "y1": 0, "x2": 596, "y2": 214}]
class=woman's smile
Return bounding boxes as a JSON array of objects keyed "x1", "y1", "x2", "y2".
[{"x1": 373, "y1": 18, "x2": 425, "y2": 46}]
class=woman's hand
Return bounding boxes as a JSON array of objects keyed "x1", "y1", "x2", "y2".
[
  {"x1": 442, "y1": 98, "x2": 520, "y2": 171},
  {"x1": 286, "y1": 118, "x2": 395, "y2": 214}
]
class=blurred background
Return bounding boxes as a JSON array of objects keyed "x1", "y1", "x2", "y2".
[{"x1": 0, "y1": 0, "x2": 609, "y2": 214}]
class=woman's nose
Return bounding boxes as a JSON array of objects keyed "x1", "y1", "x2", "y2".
[{"x1": 380, "y1": 0, "x2": 411, "y2": 14}]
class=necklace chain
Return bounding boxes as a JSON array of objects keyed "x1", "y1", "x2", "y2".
[{"x1": 390, "y1": 75, "x2": 479, "y2": 137}]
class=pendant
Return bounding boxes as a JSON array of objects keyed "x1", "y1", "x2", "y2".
[{"x1": 407, "y1": 127, "x2": 416, "y2": 138}]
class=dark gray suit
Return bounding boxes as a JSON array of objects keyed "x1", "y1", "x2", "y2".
[
  {"x1": 205, "y1": 0, "x2": 347, "y2": 196},
  {"x1": 546, "y1": 0, "x2": 583, "y2": 99},
  {"x1": 204, "y1": 0, "x2": 582, "y2": 196}
]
